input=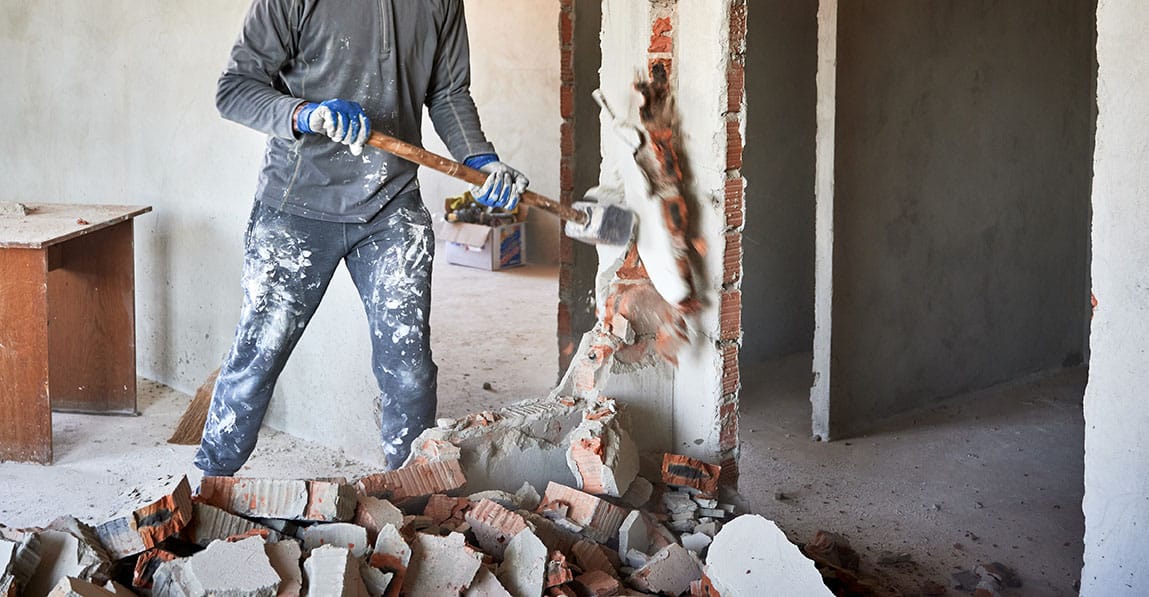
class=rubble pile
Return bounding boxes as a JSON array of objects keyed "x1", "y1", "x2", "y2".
[{"x1": 0, "y1": 396, "x2": 1006, "y2": 596}]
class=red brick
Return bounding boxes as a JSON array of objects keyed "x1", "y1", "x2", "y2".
[
  {"x1": 560, "y1": 159, "x2": 575, "y2": 192},
  {"x1": 355, "y1": 459, "x2": 466, "y2": 501},
  {"x1": 561, "y1": 121, "x2": 575, "y2": 157},
  {"x1": 561, "y1": 85, "x2": 575, "y2": 120},
  {"x1": 720, "y1": 290, "x2": 741, "y2": 341},
  {"x1": 661, "y1": 454, "x2": 721, "y2": 498},
  {"x1": 724, "y1": 177, "x2": 744, "y2": 229},
  {"x1": 726, "y1": 119, "x2": 743, "y2": 170},
  {"x1": 719, "y1": 455, "x2": 740, "y2": 488},
  {"x1": 538, "y1": 482, "x2": 629, "y2": 544},
  {"x1": 723, "y1": 232, "x2": 742, "y2": 285},
  {"x1": 721, "y1": 343, "x2": 740, "y2": 396},
  {"x1": 560, "y1": 11, "x2": 574, "y2": 48},
  {"x1": 561, "y1": 49, "x2": 574, "y2": 84},
  {"x1": 648, "y1": 17, "x2": 674, "y2": 54},
  {"x1": 727, "y1": 63, "x2": 745, "y2": 114},
  {"x1": 575, "y1": 569, "x2": 622, "y2": 596}
]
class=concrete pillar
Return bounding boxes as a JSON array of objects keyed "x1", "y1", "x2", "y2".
[{"x1": 1081, "y1": 2, "x2": 1149, "y2": 593}]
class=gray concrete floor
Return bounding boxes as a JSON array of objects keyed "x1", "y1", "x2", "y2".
[
  {"x1": 1, "y1": 260, "x2": 1087, "y2": 596},
  {"x1": 738, "y1": 353, "x2": 1086, "y2": 596}
]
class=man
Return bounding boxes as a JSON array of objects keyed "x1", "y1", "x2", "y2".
[{"x1": 195, "y1": 0, "x2": 527, "y2": 476}]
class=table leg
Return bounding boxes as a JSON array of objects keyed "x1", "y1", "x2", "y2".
[
  {"x1": 48, "y1": 220, "x2": 138, "y2": 414},
  {"x1": 0, "y1": 248, "x2": 52, "y2": 463}
]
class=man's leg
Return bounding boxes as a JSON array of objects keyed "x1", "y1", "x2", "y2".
[
  {"x1": 195, "y1": 203, "x2": 342, "y2": 476},
  {"x1": 345, "y1": 192, "x2": 438, "y2": 470}
]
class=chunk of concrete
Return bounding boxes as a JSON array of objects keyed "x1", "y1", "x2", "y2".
[
  {"x1": 189, "y1": 503, "x2": 279, "y2": 547},
  {"x1": 404, "y1": 533, "x2": 483, "y2": 597},
  {"x1": 354, "y1": 497, "x2": 404, "y2": 544},
  {"x1": 406, "y1": 397, "x2": 589, "y2": 493},
  {"x1": 96, "y1": 475, "x2": 193, "y2": 559},
  {"x1": 705, "y1": 515, "x2": 833, "y2": 596},
  {"x1": 264, "y1": 540, "x2": 302, "y2": 597},
  {"x1": 303, "y1": 545, "x2": 368, "y2": 597},
  {"x1": 496, "y1": 529, "x2": 547, "y2": 597},
  {"x1": 538, "y1": 483, "x2": 629, "y2": 544},
  {"x1": 630, "y1": 543, "x2": 701, "y2": 596},
  {"x1": 197, "y1": 477, "x2": 356, "y2": 522},
  {"x1": 565, "y1": 402, "x2": 639, "y2": 498},
  {"x1": 25, "y1": 527, "x2": 113, "y2": 596},
  {"x1": 463, "y1": 567, "x2": 512, "y2": 597},
  {"x1": 679, "y1": 532, "x2": 712, "y2": 555},
  {"x1": 620, "y1": 476, "x2": 653, "y2": 509},
  {"x1": 359, "y1": 563, "x2": 393, "y2": 597},
  {"x1": 466, "y1": 499, "x2": 528, "y2": 559},
  {"x1": 661, "y1": 454, "x2": 721, "y2": 498},
  {"x1": 355, "y1": 460, "x2": 467, "y2": 501},
  {"x1": 152, "y1": 536, "x2": 281, "y2": 597},
  {"x1": 617, "y1": 511, "x2": 649, "y2": 556},
  {"x1": 45, "y1": 577, "x2": 116, "y2": 597}
]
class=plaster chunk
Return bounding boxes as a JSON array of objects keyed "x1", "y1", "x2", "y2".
[
  {"x1": 189, "y1": 503, "x2": 279, "y2": 547},
  {"x1": 303, "y1": 545, "x2": 368, "y2": 597},
  {"x1": 354, "y1": 497, "x2": 404, "y2": 544},
  {"x1": 152, "y1": 536, "x2": 281, "y2": 597},
  {"x1": 629, "y1": 543, "x2": 701, "y2": 596},
  {"x1": 463, "y1": 567, "x2": 512, "y2": 597},
  {"x1": 302, "y1": 523, "x2": 369, "y2": 558},
  {"x1": 496, "y1": 529, "x2": 547, "y2": 597},
  {"x1": 620, "y1": 476, "x2": 653, "y2": 509},
  {"x1": 404, "y1": 533, "x2": 483, "y2": 597},
  {"x1": 359, "y1": 564, "x2": 393, "y2": 597},
  {"x1": 538, "y1": 483, "x2": 629, "y2": 544},
  {"x1": 45, "y1": 577, "x2": 116, "y2": 597},
  {"x1": 96, "y1": 476, "x2": 193, "y2": 559},
  {"x1": 564, "y1": 402, "x2": 639, "y2": 498},
  {"x1": 465, "y1": 500, "x2": 528, "y2": 559},
  {"x1": 705, "y1": 515, "x2": 833, "y2": 596},
  {"x1": 618, "y1": 511, "x2": 649, "y2": 556}
]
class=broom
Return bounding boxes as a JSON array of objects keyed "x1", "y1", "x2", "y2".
[{"x1": 167, "y1": 367, "x2": 220, "y2": 445}]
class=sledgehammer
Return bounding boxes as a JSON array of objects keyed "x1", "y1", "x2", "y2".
[{"x1": 366, "y1": 131, "x2": 633, "y2": 246}]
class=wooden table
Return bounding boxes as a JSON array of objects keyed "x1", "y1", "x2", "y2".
[{"x1": 0, "y1": 203, "x2": 152, "y2": 463}]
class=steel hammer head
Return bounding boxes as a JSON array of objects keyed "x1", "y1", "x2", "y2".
[{"x1": 564, "y1": 201, "x2": 635, "y2": 246}]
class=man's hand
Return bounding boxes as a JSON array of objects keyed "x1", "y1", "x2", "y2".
[
  {"x1": 464, "y1": 154, "x2": 529, "y2": 211},
  {"x1": 296, "y1": 99, "x2": 371, "y2": 156}
]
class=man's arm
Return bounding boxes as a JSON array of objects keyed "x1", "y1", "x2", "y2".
[
  {"x1": 216, "y1": 0, "x2": 306, "y2": 140},
  {"x1": 425, "y1": 0, "x2": 496, "y2": 162}
]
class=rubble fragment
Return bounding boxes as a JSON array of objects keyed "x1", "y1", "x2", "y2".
[
  {"x1": 26, "y1": 527, "x2": 113, "y2": 595},
  {"x1": 187, "y1": 503, "x2": 279, "y2": 547},
  {"x1": 197, "y1": 477, "x2": 357, "y2": 522},
  {"x1": 407, "y1": 398, "x2": 591, "y2": 493},
  {"x1": 620, "y1": 476, "x2": 653, "y2": 509},
  {"x1": 572, "y1": 570, "x2": 620, "y2": 597},
  {"x1": 617, "y1": 511, "x2": 649, "y2": 558},
  {"x1": 565, "y1": 402, "x2": 639, "y2": 498},
  {"x1": 302, "y1": 523, "x2": 370, "y2": 558},
  {"x1": 679, "y1": 532, "x2": 712, "y2": 555},
  {"x1": 404, "y1": 533, "x2": 482, "y2": 597},
  {"x1": 131, "y1": 548, "x2": 176, "y2": 590},
  {"x1": 303, "y1": 545, "x2": 368, "y2": 596},
  {"x1": 661, "y1": 454, "x2": 721, "y2": 498},
  {"x1": 571, "y1": 540, "x2": 618, "y2": 577},
  {"x1": 152, "y1": 536, "x2": 281, "y2": 597},
  {"x1": 354, "y1": 497, "x2": 404, "y2": 543},
  {"x1": 96, "y1": 476, "x2": 193, "y2": 559},
  {"x1": 630, "y1": 543, "x2": 701, "y2": 595},
  {"x1": 544, "y1": 551, "x2": 574, "y2": 588},
  {"x1": 424, "y1": 494, "x2": 471, "y2": 529},
  {"x1": 465, "y1": 499, "x2": 528, "y2": 559},
  {"x1": 360, "y1": 564, "x2": 394, "y2": 597},
  {"x1": 707, "y1": 515, "x2": 833, "y2": 596},
  {"x1": 368, "y1": 525, "x2": 409, "y2": 597},
  {"x1": 45, "y1": 577, "x2": 116, "y2": 597},
  {"x1": 496, "y1": 529, "x2": 547, "y2": 597},
  {"x1": 538, "y1": 483, "x2": 629, "y2": 544},
  {"x1": 804, "y1": 530, "x2": 860, "y2": 573},
  {"x1": 264, "y1": 540, "x2": 302, "y2": 597},
  {"x1": 355, "y1": 460, "x2": 467, "y2": 502},
  {"x1": 0, "y1": 530, "x2": 40, "y2": 596},
  {"x1": 468, "y1": 482, "x2": 541, "y2": 512},
  {"x1": 464, "y1": 567, "x2": 512, "y2": 597}
]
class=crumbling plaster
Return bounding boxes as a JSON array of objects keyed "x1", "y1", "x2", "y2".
[
  {"x1": 0, "y1": 0, "x2": 560, "y2": 465},
  {"x1": 595, "y1": 0, "x2": 735, "y2": 460},
  {"x1": 1081, "y1": 1, "x2": 1149, "y2": 593}
]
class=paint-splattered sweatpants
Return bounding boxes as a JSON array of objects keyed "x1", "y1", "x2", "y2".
[{"x1": 194, "y1": 191, "x2": 437, "y2": 475}]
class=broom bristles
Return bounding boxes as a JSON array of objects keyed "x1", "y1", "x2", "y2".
[{"x1": 167, "y1": 367, "x2": 221, "y2": 445}]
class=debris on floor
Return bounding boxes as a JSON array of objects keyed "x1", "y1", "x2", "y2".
[{"x1": 1, "y1": 397, "x2": 980, "y2": 596}]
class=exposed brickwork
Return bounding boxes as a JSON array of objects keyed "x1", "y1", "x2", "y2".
[{"x1": 557, "y1": 0, "x2": 577, "y2": 373}]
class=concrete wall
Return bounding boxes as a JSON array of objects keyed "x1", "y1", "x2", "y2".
[
  {"x1": 740, "y1": 0, "x2": 817, "y2": 365},
  {"x1": 595, "y1": 0, "x2": 735, "y2": 460},
  {"x1": 822, "y1": 0, "x2": 1095, "y2": 436},
  {"x1": 0, "y1": 0, "x2": 559, "y2": 465},
  {"x1": 1082, "y1": 2, "x2": 1149, "y2": 593}
]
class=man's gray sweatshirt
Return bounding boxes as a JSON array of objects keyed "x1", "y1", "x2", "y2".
[{"x1": 217, "y1": 0, "x2": 496, "y2": 222}]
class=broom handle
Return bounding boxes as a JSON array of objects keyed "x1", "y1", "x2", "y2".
[{"x1": 366, "y1": 131, "x2": 587, "y2": 224}]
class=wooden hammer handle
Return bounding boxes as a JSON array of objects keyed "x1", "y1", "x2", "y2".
[{"x1": 366, "y1": 131, "x2": 587, "y2": 224}]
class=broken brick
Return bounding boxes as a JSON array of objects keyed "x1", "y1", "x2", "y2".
[
  {"x1": 302, "y1": 523, "x2": 369, "y2": 558},
  {"x1": 465, "y1": 499, "x2": 528, "y2": 559},
  {"x1": 304, "y1": 478, "x2": 360, "y2": 521},
  {"x1": 571, "y1": 540, "x2": 618, "y2": 577},
  {"x1": 187, "y1": 502, "x2": 278, "y2": 547},
  {"x1": 538, "y1": 483, "x2": 630, "y2": 544},
  {"x1": 573, "y1": 569, "x2": 621, "y2": 597},
  {"x1": 425, "y1": 494, "x2": 472, "y2": 529},
  {"x1": 661, "y1": 454, "x2": 721, "y2": 498},
  {"x1": 132, "y1": 548, "x2": 175, "y2": 589},
  {"x1": 303, "y1": 545, "x2": 368, "y2": 596},
  {"x1": 544, "y1": 551, "x2": 575, "y2": 589},
  {"x1": 564, "y1": 403, "x2": 638, "y2": 498},
  {"x1": 356, "y1": 460, "x2": 467, "y2": 501},
  {"x1": 354, "y1": 496, "x2": 405, "y2": 544},
  {"x1": 96, "y1": 476, "x2": 193, "y2": 559},
  {"x1": 196, "y1": 477, "x2": 356, "y2": 522}
]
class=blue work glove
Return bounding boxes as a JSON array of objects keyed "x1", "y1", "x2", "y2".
[
  {"x1": 296, "y1": 99, "x2": 371, "y2": 156},
  {"x1": 464, "y1": 154, "x2": 530, "y2": 211}
]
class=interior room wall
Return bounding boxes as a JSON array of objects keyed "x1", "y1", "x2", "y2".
[
  {"x1": 0, "y1": 0, "x2": 559, "y2": 465},
  {"x1": 824, "y1": 0, "x2": 1096, "y2": 436},
  {"x1": 740, "y1": 0, "x2": 818, "y2": 365}
]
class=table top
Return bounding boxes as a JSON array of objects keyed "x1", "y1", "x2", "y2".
[{"x1": 0, "y1": 203, "x2": 152, "y2": 249}]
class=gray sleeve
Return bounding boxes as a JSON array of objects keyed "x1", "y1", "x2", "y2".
[
  {"x1": 216, "y1": 0, "x2": 305, "y2": 140},
  {"x1": 425, "y1": 0, "x2": 497, "y2": 161}
]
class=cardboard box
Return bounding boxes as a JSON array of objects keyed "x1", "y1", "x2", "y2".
[{"x1": 442, "y1": 221, "x2": 526, "y2": 271}]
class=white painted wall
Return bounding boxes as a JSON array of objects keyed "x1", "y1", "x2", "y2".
[
  {"x1": 0, "y1": 0, "x2": 559, "y2": 465},
  {"x1": 597, "y1": 0, "x2": 730, "y2": 460},
  {"x1": 1082, "y1": 1, "x2": 1149, "y2": 593}
]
